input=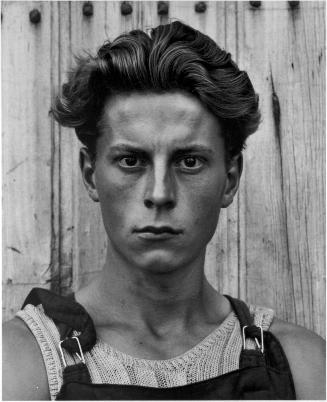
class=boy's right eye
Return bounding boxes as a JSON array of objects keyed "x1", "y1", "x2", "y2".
[{"x1": 118, "y1": 156, "x2": 145, "y2": 168}]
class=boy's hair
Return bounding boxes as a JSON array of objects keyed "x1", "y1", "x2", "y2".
[{"x1": 52, "y1": 21, "x2": 260, "y2": 159}]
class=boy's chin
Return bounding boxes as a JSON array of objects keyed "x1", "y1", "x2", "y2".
[{"x1": 131, "y1": 252, "x2": 184, "y2": 274}]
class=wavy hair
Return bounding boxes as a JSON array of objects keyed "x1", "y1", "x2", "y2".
[{"x1": 52, "y1": 21, "x2": 260, "y2": 158}]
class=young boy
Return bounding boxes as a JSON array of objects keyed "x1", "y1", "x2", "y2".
[{"x1": 3, "y1": 21, "x2": 325, "y2": 400}]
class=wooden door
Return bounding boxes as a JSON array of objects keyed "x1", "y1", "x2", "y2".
[{"x1": 2, "y1": 1, "x2": 325, "y2": 338}]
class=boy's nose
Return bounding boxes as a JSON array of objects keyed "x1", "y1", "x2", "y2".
[{"x1": 143, "y1": 161, "x2": 176, "y2": 209}]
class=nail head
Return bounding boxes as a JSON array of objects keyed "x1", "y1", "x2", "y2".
[
  {"x1": 157, "y1": 1, "x2": 169, "y2": 15},
  {"x1": 195, "y1": 2, "x2": 207, "y2": 13},
  {"x1": 250, "y1": 1, "x2": 261, "y2": 8},
  {"x1": 29, "y1": 9, "x2": 41, "y2": 24},
  {"x1": 83, "y1": 2, "x2": 93, "y2": 17},
  {"x1": 121, "y1": 1, "x2": 133, "y2": 15},
  {"x1": 288, "y1": 1, "x2": 300, "y2": 8}
]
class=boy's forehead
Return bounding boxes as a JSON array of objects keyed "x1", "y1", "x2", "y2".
[
  {"x1": 101, "y1": 91, "x2": 218, "y2": 133},
  {"x1": 96, "y1": 92, "x2": 224, "y2": 154}
]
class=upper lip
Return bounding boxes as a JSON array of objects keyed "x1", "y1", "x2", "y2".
[{"x1": 135, "y1": 226, "x2": 183, "y2": 235}]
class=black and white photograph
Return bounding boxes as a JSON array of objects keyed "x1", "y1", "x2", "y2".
[{"x1": 2, "y1": 1, "x2": 326, "y2": 400}]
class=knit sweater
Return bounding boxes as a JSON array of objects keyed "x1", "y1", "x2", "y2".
[{"x1": 16, "y1": 302, "x2": 274, "y2": 400}]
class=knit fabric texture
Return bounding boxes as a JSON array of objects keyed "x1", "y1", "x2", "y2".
[{"x1": 16, "y1": 302, "x2": 274, "y2": 400}]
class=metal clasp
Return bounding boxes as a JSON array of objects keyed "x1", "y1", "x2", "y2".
[
  {"x1": 242, "y1": 325, "x2": 264, "y2": 353},
  {"x1": 59, "y1": 336, "x2": 85, "y2": 368}
]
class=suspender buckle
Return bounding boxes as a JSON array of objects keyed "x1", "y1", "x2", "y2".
[
  {"x1": 59, "y1": 336, "x2": 85, "y2": 367},
  {"x1": 242, "y1": 325, "x2": 264, "y2": 353}
]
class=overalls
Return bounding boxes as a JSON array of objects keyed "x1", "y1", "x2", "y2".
[{"x1": 22, "y1": 288, "x2": 296, "y2": 400}]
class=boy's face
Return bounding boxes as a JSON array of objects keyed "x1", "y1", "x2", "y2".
[{"x1": 81, "y1": 92, "x2": 241, "y2": 273}]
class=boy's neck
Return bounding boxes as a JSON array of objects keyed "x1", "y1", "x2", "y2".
[{"x1": 75, "y1": 245, "x2": 229, "y2": 334}]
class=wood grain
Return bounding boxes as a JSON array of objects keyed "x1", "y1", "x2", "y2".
[{"x1": 3, "y1": 1, "x2": 54, "y2": 320}]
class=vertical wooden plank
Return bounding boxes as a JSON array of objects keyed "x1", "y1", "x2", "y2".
[
  {"x1": 2, "y1": 1, "x2": 53, "y2": 318},
  {"x1": 210, "y1": 2, "x2": 241, "y2": 298},
  {"x1": 48, "y1": 1, "x2": 61, "y2": 294},
  {"x1": 64, "y1": 2, "x2": 111, "y2": 291},
  {"x1": 236, "y1": 1, "x2": 325, "y2": 336},
  {"x1": 52, "y1": 2, "x2": 76, "y2": 295},
  {"x1": 236, "y1": 2, "x2": 294, "y2": 314},
  {"x1": 270, "y1": 1, "x2": 325, "y2": 335}
]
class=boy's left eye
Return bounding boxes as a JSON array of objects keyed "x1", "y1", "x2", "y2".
[{"x1": 177, "y1": 156, "x2": 204, "y2": 170}]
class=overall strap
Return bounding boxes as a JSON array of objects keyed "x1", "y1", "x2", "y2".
[
  {"x1": 224, "y1": 294, "x2": 265, "y2": 343},
  {"x1": 224, "y1": 295, "x2": 266, "y2": 369},
  {"x1": 23, "y1": 287, "x2": 95, "y2": 391},
  {"x1": 224, "y1": 295, "x2": 253, "y2": 328},
  {"x1": 22, "y1": 287, "x2": 97, "y2": 354},
  {"x1": 224, "y1": 295, "x2": 296, "y2": 398}
]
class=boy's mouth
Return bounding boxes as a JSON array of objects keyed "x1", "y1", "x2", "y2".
[{"x1": 135, "y1": 226, "x2": 183, "y2": 235}]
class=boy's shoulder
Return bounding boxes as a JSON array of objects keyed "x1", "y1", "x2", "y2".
[
  {"x1": 270, "y1": 317, "x2": 326, "y2": 400},
  {"x1": 3, "y1": 317, "x2": 50, "y2": 400}
]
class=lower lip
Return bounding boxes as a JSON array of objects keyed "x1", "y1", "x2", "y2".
[{"x1": 136, "y1": 232, "x2": 179, "y2": 240}]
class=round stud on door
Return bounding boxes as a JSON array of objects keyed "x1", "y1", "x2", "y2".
[
  {"x1": 157, "y1": 1, "x2": 169, "y2": 15},
  {"x1": 288, "y1": 1, "x2": 300, "y2": 8},
  {"x1": 250, "y1": 1, "x2": 261, "y2": 8},
  {"x1": 29, "y1": 9, "x2": 41, "y2": 24},
  {"x1": 121, "y1": 2, "x2": 133, "y2": 15},
  {"x1": 195, "y1": 2, "x2": 207, "y2": 13},
  {"x1": 83, "y1": 2, "x2": 94, "y2": 17}
]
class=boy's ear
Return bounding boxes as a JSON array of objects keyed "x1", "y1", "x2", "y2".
[
  {"x1": 221, "y1": 153, "x2": 243, "y2": 208},
  {"x1": 79, "y1": 148, "x2": 99, "y2": 202}
]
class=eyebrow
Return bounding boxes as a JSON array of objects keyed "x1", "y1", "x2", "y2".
[
  {"x1": 109, "y1": 144, "x2": 215, "y2": 155},
  {"x1": 173, "y1": 146, "x2": 215, "y2": 156},
  {"x1": 110, "y1": 144, "x2": 147, "y2": 153}
]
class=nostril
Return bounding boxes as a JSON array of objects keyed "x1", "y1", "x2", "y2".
[
  {"x1": 165, "y1": 200, "x2": 175, "y2": 210},
  {"x1": 144, "y1": 199, "x2": 154, "y2": 209},
  {"x1": 144, "y1": 198, "x2": 175, "y2": 209}
]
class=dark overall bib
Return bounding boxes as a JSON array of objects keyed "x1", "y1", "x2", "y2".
[{"x1": 22, "y1": 288, "x2": 296, "y2": 400}]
